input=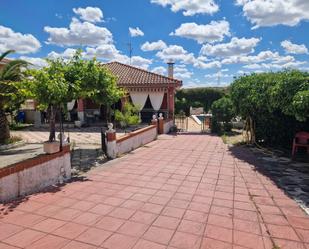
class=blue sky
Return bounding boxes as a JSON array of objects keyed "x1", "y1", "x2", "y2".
[{"x1": 1, "y1": 0, "x2": 309, "y2": 87}]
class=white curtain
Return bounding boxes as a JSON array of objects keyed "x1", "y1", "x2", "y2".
[
  {"x1": 67, "y1": 100, "x2": 76, "y2": 111},
  {"x1": 130, "y1": 92, "x2": 149, "y2": 111},
  {"x1": 149, "y1": 92, "x2": 164, "y2": 111}
]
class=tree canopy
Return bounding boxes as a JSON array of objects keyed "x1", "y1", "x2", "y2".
[
  {"x1": 0, "y1": 50, "x2": 28, "y2": 144},
  {"x1": 230, "y1": 70, "x2": 309, "y2": 146},
  {"x1": 24, "y1": 51, "x2": 124, "y2": 142}
]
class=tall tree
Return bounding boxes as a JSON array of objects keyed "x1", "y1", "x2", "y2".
[{"x1": 0, "y1": 50, "x2": 27, "y2": 144}]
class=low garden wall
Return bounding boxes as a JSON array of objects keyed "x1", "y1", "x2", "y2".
[
  {"x1": 116, "y1": 125, "x2": 157, "y2": 156},
  {"x1": 0, "y1": 145, "x2": 71, "y2": 203},
  {"x1": 106, "y1": 118, "x2": 174, "y2": 159}
]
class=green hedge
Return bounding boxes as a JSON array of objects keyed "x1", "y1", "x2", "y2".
[
  {"x1": 175, "y1": 87, "x2": 226, "y2": 115},
  {"x1": 230, "y1": 70, "x2": 309, "y2": 148}
]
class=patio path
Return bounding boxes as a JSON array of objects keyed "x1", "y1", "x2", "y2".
[{"x1": 1, "y1": 134, "x2": 309, "y2": 249}]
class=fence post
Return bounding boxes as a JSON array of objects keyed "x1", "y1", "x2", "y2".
[
  {"x1": 158, "y1": 113, "x2": 164, "y2": 134},
  {"x1": 106, "y1": 123, "x2": 117, "y2": 159}
]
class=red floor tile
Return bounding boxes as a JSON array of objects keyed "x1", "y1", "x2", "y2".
[
  {"x1": 25, "y1": 234, "x2": 69, "y2": 249},
  {"x1": 103, "y1": 233, "x2": 138, "y2": 249},
  {"x1": 95, "y1": 216, "x2": 125, "y2": 232},
  {"x1": 132, "y1": 239, "x2": 167, "y2": 249},
  {"x1": 200, "y1": 237, "x2": 232, "y2": 249},
  {"x1": 61, "y1": 240, "x2": 97, "y2": 249},
  {"x1": 169, "y1": 231, "x2": 201, "y2": 249},
  {"x1": 51, "y1": 222, "x2": 88, "y2": 239},
  {"x1": 153, "y1": 216, "x2": 180, "y2": 230},
  {"x1": 205, "y1": 224, "x2": 233, "y2": 243},
  {"x1": 76, "y1": 227, "x2": 112, "y2": 246},
  {"x1": 130, "y1": 211, "x2": 158, "y2": 225},
  {"x1": 3, "y1": 229, "x2": 45, "y2": 248},
  {"x1": 0, "y1": 223, "x2": 24, "y2": 241},
  {"x1": 143, "y1": 226, "x2": 174, "y2": 245},
  {"x1": 178, "y1": 219, "x2": 205, "y2": 235},
  {"x1": 32, "y1": 218, "x2": 66, "y2": 233},
  {"x1": 233, "y1": 230, "x2": 265, "y2": 249},
  {"x1": 118, "y1": 221, "x2": 149, "y2": 237}
]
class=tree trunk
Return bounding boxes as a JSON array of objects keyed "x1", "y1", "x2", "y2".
[
  {"x1": 249, "y1": 117, "x2": 256, "y2": 144},
  {"x1": 48, "y1": 105, "x2": 56, "y2": 142},
  {"x1": 0, "y1": 108, "x2": 10, "y2": 144},
  {"x1": 245, "y1": 117, "x2": 250, "y2": 144}
]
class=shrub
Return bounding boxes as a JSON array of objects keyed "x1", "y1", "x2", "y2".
[
  {"x1": 115, "y1": 102, "x2": 140, "y2": 128},
  {"x1": 211, "y1": 96, "x2": 235, "y2": 133},
  {"x1": 230, "y1": 70, "x2": 309, "y2": 148},
  {"x1": 175, "y1": 87, "x2": 226, "y2": 115}
]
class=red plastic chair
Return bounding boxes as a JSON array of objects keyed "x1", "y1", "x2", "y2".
[{"x1": 292, "y1": 132, "x2": 309, "y2": 156}]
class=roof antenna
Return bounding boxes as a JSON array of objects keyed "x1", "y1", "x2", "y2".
[{"x1": 127, "y1": 42, "x2": 133, "y2": 65}]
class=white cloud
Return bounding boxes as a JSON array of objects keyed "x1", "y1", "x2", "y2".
[
  {"x1": 156, "y1": 45, "x2": 195, "y2": 64},
  {"x1": 48, "y1": 46, "x2": 152, "y2": 70},
  {"x1": 152, "y1": 66, "x2": 167, "y2": 75},
  {"x1": 200, "y1": 37, "x2": 260, "y2": 57},
  {"x1": 242, "y1": 59, "x2": 307, "y2": 72},
  {"x1": 151, "y1": 0, "x2": 219, "y2": 16},
  {"x1": 205, "y1": 72, "x2": 232, "y2": 78},
  {"x1": 236, "y1": 0, "x2": 309, "y2": 28},
  {"x1": 221, "y1": 50, "x2": 296, "y2": 65},
  {"x1": 194, "y1": 60, "x2": 221, "y2": 69},
  {"x1": 171, "y1": 20, "x2": 230, "y2": 44},
  {"x1": 141, "y1": 40, "x2": 167, "y2": 51},
  {"x1": 129, "y1": 27, "x2": 144, "y2": 37},
  {"x1": 0, "y1": 25, "x2": 41, "y2": 54},
  {"x1": 130, "y1": 56, "x2": 152, "y2": 69},
  {"x1": 19, "y1": 56, "x2": 48, "y2": 68},
  {"x1": 44, "y1": 18, "x2": 113, "y2": 46},
  {"x1": 281, "y1": 40, "x2": 308, "y2": 54},
  {"x1": 47, "y1": 48, "x2": 79, "y2": 59},
  {"x1": 85, "y1": 44, "x2": 121, "y2": 60},
  {"x1": 73, "y1": 7, "x2": 103, "y2": 23},
  {"x1": 174, "y1": 65, "x2": 193, "y2": 79}
]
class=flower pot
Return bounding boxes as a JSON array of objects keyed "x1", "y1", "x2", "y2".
[{"x1": 43, "y1": 141, "x2": 60, "y2": 154}]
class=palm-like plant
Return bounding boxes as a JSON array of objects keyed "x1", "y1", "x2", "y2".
[{"x1": 0, "y1": 50, "x2": 27, "y2": 144}]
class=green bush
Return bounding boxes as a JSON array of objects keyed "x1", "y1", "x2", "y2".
[
  {"x1": 230, "y1": 70, "x2": 309, "y2": 148},
  {"x1": 115, "y1": 102, "x2": 140, "y2": 128},
  {"x1": 175, "y1": 87, "x2": 226, "y2": 115},
  {"x1": 211, "y1": 96, "x2": 235, "y2": 133}
]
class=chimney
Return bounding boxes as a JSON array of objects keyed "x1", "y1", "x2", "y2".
[{"x1": 167, "y1": 61, "x2": 174, "y2": 78}]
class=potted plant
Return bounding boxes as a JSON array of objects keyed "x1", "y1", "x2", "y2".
[{"x1": 24, "y1": 58, "x2": 72, "y2": 153}]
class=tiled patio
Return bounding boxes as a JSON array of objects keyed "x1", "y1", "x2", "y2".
[{"x1": 1, "y1": 134, "x2": 309, "y2": 249}]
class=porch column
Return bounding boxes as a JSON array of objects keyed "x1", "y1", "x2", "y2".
[{"x1": 77, "y1": 99, "x2": 85, "y2": 122}]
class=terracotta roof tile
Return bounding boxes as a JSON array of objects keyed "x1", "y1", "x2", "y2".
[{"x1": 104, "y1": 61, "x2": 182, "y2": 87}]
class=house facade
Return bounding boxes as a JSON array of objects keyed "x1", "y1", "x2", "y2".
[{"x1": 76, "y1": 62, "x2": 182, "y2": 123}]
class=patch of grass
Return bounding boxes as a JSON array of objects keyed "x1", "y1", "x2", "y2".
[
  {"x1": 2, "y1": 136, "x2": 23, "y2": 145},
  {"x1": 221, "y1": 129, "x2": 245, "y2": 145},
  {"x1": 9, "y1": 122, "x2": 32, "y2": 130}
]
